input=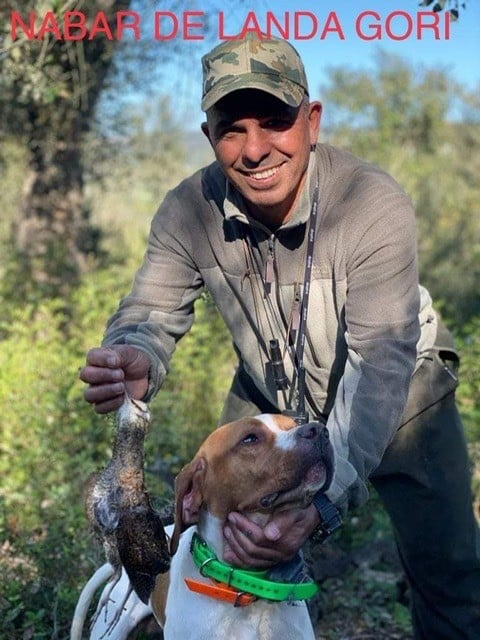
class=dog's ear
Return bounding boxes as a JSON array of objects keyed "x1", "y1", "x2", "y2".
[{"x1": 169, "y1": 457, "x2": 207, "y2": 555}]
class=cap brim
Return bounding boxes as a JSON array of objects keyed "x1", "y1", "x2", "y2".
[{"x1": 201, "y1": 72, "x2": 305, "y2": 111}]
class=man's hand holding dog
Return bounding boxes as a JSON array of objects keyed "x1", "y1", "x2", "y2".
[{"x1": 223, "y1": 505, "x2": 320, "y2": 568}]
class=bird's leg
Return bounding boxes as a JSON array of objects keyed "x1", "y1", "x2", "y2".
[
  {"x1": 89, "y1": 567, "x2": 123, "y2": 630},
  {"x1": 100, "y1": 583, "x2": 133, "y2": 639}
]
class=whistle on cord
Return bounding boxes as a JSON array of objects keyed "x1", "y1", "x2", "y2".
[{"x1": 269, "y1": 339, "x2": 288, "y2": 391}]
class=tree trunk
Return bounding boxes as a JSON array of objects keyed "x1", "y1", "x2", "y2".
[
  {"x1": 13, "y1": 115, "x2": 96, "y2": 297},
  {"x1": 5, "y1": 0, "x2": 132, "y2": 300}
]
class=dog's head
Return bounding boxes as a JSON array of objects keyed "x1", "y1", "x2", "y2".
[{"x1": 169, "y1": 414, "x2": 334, "y2": 554}]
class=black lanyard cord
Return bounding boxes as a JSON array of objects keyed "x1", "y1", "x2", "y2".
[
  {"x1": 241, "y1": 178, "x2": 320, "y2": 424},
  {"x1": 289, "y1": 179, "x2": 319, "y2": 424}
]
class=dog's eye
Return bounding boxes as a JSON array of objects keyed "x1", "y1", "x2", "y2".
[{"x1": 241, "y1": 433, "x2": 259, "y2": 445}]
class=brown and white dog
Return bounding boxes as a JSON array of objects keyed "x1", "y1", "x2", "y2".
[{"x1": 71, "y1": 413, "x2": 334, "y2": 640}]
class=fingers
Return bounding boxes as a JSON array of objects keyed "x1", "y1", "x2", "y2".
[
  {"x1": 79, "y1": 363, "x2": 124, "y2": 386},
  {"x1": 88, "y1": 395, "x2": 126, "y2": 414},
  {"x1": 79, "y1": 348, "x2": 124, "y2": 413},
  {"x1": 84, "y1": 345, "x2": 149, "y2": 373},
  {"x1": 223, "y1": 508, "x2": 317, "y2": 569},
  {"x1": 79, "y1": 346, "x2": 151, "y2": 414},
  {"x1": 80, "y1": 347, "x2": 125, "y2": 386},
  {"x1": 82, "y1": 381, "x2": 127, "y2": 414},
  {"x1": 84, "y1": 346, "x2": 122, "y2": 368},
  {"x1": 223, "y1": 514, "x2": 285, "y2": 568}
]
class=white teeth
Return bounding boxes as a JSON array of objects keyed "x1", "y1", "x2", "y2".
[{"x1": 250, "y1": 166, "x2": 279, "y2": 180}]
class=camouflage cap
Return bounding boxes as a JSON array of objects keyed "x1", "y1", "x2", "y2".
[{"x1": 201, "y1": 34, "x2": 309, "y2": 111}]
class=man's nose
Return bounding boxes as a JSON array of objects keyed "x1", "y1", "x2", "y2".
[{"x1": 242, "y1": 126, "x2": 271, "y2": 165}]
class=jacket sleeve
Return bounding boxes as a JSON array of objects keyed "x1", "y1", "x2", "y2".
[
  {"x1": 325, "y1": 181, "x2": 421, "y2": 511},
  {"x1": 102, "y1": 188, "x2": 204, "y2": 400}
]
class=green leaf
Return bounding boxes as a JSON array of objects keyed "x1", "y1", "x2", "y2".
[{"x1": 432, "y1": 0, "x2": 447, "y2": 11}]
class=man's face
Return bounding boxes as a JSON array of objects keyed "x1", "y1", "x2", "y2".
[{"x1": 202, "y1": 89, "x2": 321, "y2": 226}]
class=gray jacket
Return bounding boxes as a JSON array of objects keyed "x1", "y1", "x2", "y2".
[{"x1": 104, "y1": 144, "x2": 438, "y2": 509}]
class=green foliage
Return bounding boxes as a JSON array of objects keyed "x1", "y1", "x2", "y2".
[
  {"x1": 1, "y1": 1, "x2": 154, "y2": 300},
  {"x1": 456, "y1": 321, "x2": 480, "y2": 501},
  {"x1": 86, "y1": 96, "x2": 197, "y2": 253},
  {"x1": 0, "y1": 298, "x2": 109, "y2": 638},
  {"x1": 0, "y1": 260, "x2": 137, "y2": 636},
  {"x1": 310, "y1": 492, "x2": 413, "y2": 638},
  {"x1": 0, "y1": 46, "x2": 478, "y2": 640},
  {"x1": 418, "y1": 0, "x2": 467, "y2": 20},
  {"x1": 322, "y1": 51, "x2": 452, "y2": 155},
  {"x1": 0, "y1": 1, "x2": 131, "y2": 134},
  {"x1": 318, "y1": 570, "x2": 412, "y2": 639},
  {"x1": 0, "y1": 251, "x2": 234, "y2": 637},
  {"x1": 0, "y1": 139, "x2": 27, "y2": 238}
]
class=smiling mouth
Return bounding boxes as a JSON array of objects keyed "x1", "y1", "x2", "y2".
[{"x1": 243, "y1": 164, "x2": 282, "y2": 181}]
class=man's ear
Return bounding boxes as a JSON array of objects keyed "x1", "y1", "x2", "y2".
[
  {"x1": 201, "y1": 122, "x2": 212, "y2": 144},
  {"x1": 308, "y1": 101, "x2": 322, "y2": 145},
  {"x1": 170, "y1": 457, "x2": 207, "y2": 555}
]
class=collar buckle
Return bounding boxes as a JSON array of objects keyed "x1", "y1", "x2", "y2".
[{"x1": 184, "y1": 578, "x2": 256, "y2": 607}]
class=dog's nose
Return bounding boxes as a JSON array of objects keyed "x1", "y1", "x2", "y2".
[{"x1": 296, "y1": 422, "x2": 329, "y2": 441}]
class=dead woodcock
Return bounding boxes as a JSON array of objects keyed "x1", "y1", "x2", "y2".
[{"x1": 84, "y1": 396, "x2": 170, "y2": 605}]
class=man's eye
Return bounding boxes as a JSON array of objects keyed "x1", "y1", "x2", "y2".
[
  {"x1": 264, "y1": 118, "x2": 292, "y2": 130},
  {"x1": 217, "y1": 125, "x2": 241, "y2": 139},
  {"x1": 241, "y1": 433, "x2": 259, "y2": 445}
]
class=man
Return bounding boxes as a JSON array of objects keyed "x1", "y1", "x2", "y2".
[{"x1": 80, "y1": 34, "x2": 480, "y2": 638}]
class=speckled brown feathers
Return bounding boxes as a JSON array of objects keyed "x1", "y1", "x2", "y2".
[{"x1": 84, "y1": 396, "x2": 170, "y2": 604}]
